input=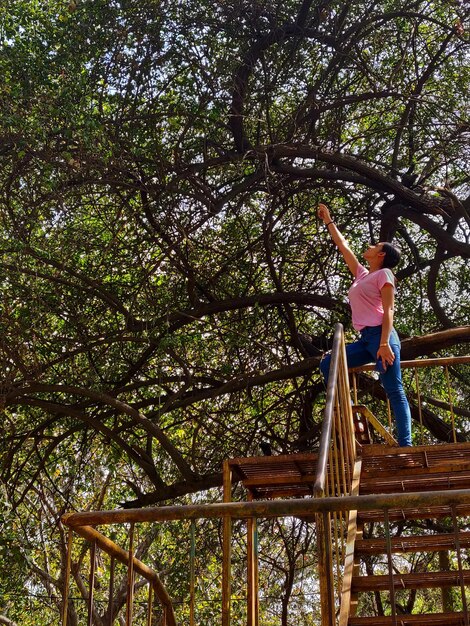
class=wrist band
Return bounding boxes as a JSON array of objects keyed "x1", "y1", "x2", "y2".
[
  {"x1": 325, "y1": 220, "x2": 334, "y2": 226},
  {"x1": 380, "y1": 342, "x2": 389, "y2": 347}
]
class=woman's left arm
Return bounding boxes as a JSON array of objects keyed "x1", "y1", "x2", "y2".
[{"x1": 377, "y1": 284, "x2": 395, "y2": 370}]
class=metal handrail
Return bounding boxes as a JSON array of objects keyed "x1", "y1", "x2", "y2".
[
  {"x1": 313, "y1": 323, "x2": 344, "y2": 496},
  {"x1": 310, "y1": 322, "x2": 358, "y2": 626}
]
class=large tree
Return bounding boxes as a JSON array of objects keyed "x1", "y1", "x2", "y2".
[{"x1": 0, "y1": 0, "x2": 469, "y2": 622}]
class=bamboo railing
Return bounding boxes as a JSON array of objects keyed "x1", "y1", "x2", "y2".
[
  {"x1": 62, "y1": 490, "x2": 470, "y2": 625},
  {"x1": 313, "y1": 323, "x2": 359, "y2": 626},
  {"x1": 350, "y1": 355, "x2": 470, "y2": 445},
  {"x1": 60, "y1": 329, "x2": 470, "y2": 626}
]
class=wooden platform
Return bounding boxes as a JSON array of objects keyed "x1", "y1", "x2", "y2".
[
  {"x1": 224, "y1": 442, "x2": 470, "y2": 625},
  {"x1": 348, "y1": 613, "x2": 469, "y2": 625},
  {"x1": 358, "y1": 442, "x2": 470, "y2": 522},
  {"x1": 355, "y1": 531, "x2": 470, "y2": 555},
  {"x1": 352, "y1": 570, "x2": 470, "y2": 592},
  {"x1": 228, "y1": 452, "x2": 318, "y2": 499},
  {"x1": 348, "y1": 442, "x2": 470, "y2": 626}
]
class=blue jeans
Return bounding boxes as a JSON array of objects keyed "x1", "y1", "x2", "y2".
[{"x1": 320, "y1": 326, "x2": 412, "y2": 447}]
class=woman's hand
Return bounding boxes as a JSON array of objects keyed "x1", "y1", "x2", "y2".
[
  {"x1": 317, "y1": 203, "x2": 331, "y2": 223},
  {"x1": 377, "y1": 343, "x2": 395, "y2": 371}
]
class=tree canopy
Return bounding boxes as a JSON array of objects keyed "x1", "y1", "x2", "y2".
[{"x1": 0, "y1": 0, "x2": 469, "y2": 623}]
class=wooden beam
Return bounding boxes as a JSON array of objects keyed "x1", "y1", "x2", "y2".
[
  {"x1": 350, "y1": 355, "x2": 470, "y2": 373},
  {"x1": 62, "y1": 529, "x2": 73, "y2": 626},
  {"x1": 62, "y1": 488, "x2": 470, "y2": 527}
]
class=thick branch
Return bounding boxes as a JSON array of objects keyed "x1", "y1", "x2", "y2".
[
  {"x1": 401, "y1": 327, "x2": 470, "y2": 360},
  {"x1": 8, "y1": 385, "x2": 195, "y2": 481}
]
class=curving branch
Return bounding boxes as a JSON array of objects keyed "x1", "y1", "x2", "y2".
[
  {"x1": 127, "y1": 291, "x2": 347, "y2": 333},
  {"x1": 268, "y1": 144, "x2": 458, "y2": 217},
  {"x1": 7, "y1": 384, "x2": 196, "y2": 481},
  {"x1": 427, "y1": 249, "x2": 455, "y2": 329}
]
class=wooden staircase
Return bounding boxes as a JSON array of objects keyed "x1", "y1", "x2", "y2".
[{"x1": 342, "y1": 443, "x2": 470, "y2": 626}]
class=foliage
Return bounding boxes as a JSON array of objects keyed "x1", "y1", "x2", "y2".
[{"x1": 0, "y1": 0, "x2": 469, "y2": 623}]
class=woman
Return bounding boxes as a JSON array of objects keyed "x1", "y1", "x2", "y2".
[{"x1": 317, "y1": 203, "x2": 412, "y2": 447}]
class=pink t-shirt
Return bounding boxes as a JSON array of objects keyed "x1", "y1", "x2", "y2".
[{"x1": 348, "y1": 264, "x2": 395, "y2": 331}]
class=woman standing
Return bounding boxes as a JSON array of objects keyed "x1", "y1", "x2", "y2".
[{"x1": 317, "y1": 203, "x2": 412, "y2": 447}]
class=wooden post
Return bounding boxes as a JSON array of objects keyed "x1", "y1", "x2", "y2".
[
  {"x1": 126, "y1": 523, "x2": 135, "y2": 626},
  {"x1": 338, "y1": 460, "x2": 362, "y2": 626},
  {"x1": 414, "y1": 368, "x2": 424, "y2": 444},
  {"x1": 352, "y1": 372, "x2": 358, "y2": 406},
  {"x1": 383, "y1": 510, "x2": 397, "y2": 626},
  {"x1": 108, "y1": 556, "x2": 115, "y2": 626},
  {"x1": 339, "y1": 329, "x2": 355, "y2": 463},
  {"x1": 451, "y1": 505, "x2": 469, "y2": 625},
  {"x1": 247, "y1": 492, "x2": 259, "y2": 626},
  {"x1": 222, "y1": 460, "x2": 232, "y2": 626},
  {"x1": 189, "y1": 520, "x2": 196, "y2": 626},
  {"x1": 62, "y1": 528, "x2": 73, "y2": 626},
  {"x1": 316, "y1": 511, "x2": 335, "y2": 626},
  {"x1": 147, "y1": 583, "x2": 154, "y2": 626},
  {"x1": 87, "y1": 540, "x2": 97, "y2": 626}
]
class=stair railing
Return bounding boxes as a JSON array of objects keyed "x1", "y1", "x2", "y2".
[
  {"x1": 350, "y1": 355, "x2": 470, "y2": 445},
  {"x1": 313, "y1": 323, "x2": 358, "y2": 626},
  {"x1": 62, "y1": 489, "x2": 470, "y2": 625}
]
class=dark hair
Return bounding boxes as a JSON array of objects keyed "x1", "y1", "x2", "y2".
[{"x1": 381, "y1": 242, "x2": 401, "y2": 269}]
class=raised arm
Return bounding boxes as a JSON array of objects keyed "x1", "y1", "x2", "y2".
[{"x1": 317, "y1": 203, "x2": 360, "y2": 276}]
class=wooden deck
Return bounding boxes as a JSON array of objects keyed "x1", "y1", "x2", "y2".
[
  {"x1": 226, "y1": 443, "x2": 470, "y2": 625},
  {"x1": 228, "y1": 452, "x2": 318, "y2": 499},
  {"x1": 349, "y1": 442, "x2": 470, "y2": 626},
  {"x1": 358, "y1": 442, "x2": 470, "y2": 522}
]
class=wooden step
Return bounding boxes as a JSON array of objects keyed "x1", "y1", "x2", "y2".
[
  {"x1": 359, "y1": 470, "x2": 470, "y2": 495},
  {"x1": 360, "y1": 444, "x2": 470, "y2": 478},
  {"x1": 228, "y1": 453, "x2": 318, "y2": 499},
  {"x1": 356, "y1": 532, "x2": 470, "y2": 555},
  {"x1": 348, "y1": 612, "x2": 469, "y2": 625},
  {"x1": 358, "y1": 503, "x2": 470, "y2": 524},
  {"x1": 352, "y1": 569, "x2": 470, "y2": 592}
]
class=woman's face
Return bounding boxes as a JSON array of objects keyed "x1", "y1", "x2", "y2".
[{"x1": 363, "y1": 242, "x2": 385, "y2": 262}]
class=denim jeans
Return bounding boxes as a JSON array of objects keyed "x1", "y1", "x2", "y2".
[{"x1": 320, "y1": 325, "x2": 412, "y2": 447}]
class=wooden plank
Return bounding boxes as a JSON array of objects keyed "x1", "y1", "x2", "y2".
[
  {"x1": 350, "y1": 355, "x2": 470, "y2": 372},
  {"x1": 348, "y1": 612, "x2": 468, "y2": 625},
  {"x1": 361, "y1": 461, "x2": 470, "y2": 480},
  {"x1": 360, "y1": 471, "x2": 470, "y2": 495},
  {"x1": 229, "y1": 452, "x2": 317, "y2": 467},
  {"x1": 242, "y1": 474, "x2": 317, "y2": 487},
  {"x1": 230, "y1": 457, "x2": 319, "y2": 485},
  {"x1": 362, "y1": 451, "x2": 470, "y2": 467},
  {"x1": 250, "y1": 487, "x2": 314, "y2": 499},
  {"x1": 361, "y1": 442, "x2": 470, "y2": 458},
  {"x1": 352, "y1": 569, "x2": 470, "y2": 592},
  {"x1": 352, "y1": 406, "x2": 397, "y2": 446},
  {"x1": 359, "y1": 503, "x2": 470, "y2": 523},
  {"x1": 356, "y1": 532, "x2": 470, "y2": 555}
]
